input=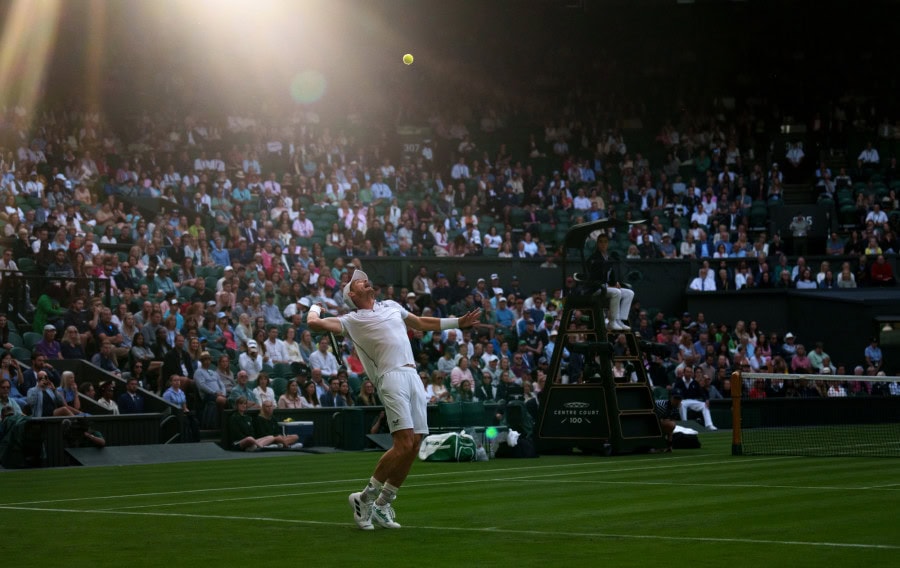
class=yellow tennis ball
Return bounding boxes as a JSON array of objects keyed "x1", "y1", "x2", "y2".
[{"x1": 403, "y1": 53, "x2": 414, "y2": 65}]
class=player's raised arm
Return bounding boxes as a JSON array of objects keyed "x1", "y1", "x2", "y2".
[
  {"x1": 306, "y1": 304, "x2": 343, "y2": 334},
  {"x1": 404, "y1": 308, "x2": 482, "y2": 332}
]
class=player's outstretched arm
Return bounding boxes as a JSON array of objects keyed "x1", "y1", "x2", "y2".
[
  {"x1": 405, "y1": 309, "x2": 482, "y2": 332},
  {"x1": 307, "y1": 305, "x2": 343, "y2": 334}
]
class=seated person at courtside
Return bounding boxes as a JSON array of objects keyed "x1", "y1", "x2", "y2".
[
  {"x1": 227, "y1": 396, "x2": 277, "y2": 451},
  {"x1": 253, "y1": 399, "x2": 301, "y2": 449},
  {"x1": 585, "y1": 233, "x2": 634, "y2": 331}
]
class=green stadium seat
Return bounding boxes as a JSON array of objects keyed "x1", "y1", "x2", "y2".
[
  {"x1": 6, "y1": 332, "x2": 23, "y2": 348},
  {"x1": 272, "y1": 363, "x2": 294, "y2": 379},
  {"x1": 16, "y1": 258, "x2": 36, "y2": 273},
  {"x1": 23, "y1": 332, "x2": 43, "y2": 350},
  {"x1": 10, "y1": 346, "x2": 31, "y2": 364},
  {"x1": 347, "y1": 375, "x2": 362, "y2": 396},
  {"x1": 271, "y1": 378, "x2": 288, "y2": 400}
]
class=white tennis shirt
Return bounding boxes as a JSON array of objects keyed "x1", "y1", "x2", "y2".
[{"x1": 340, "y1": 300, "x2": 415, "y2": 384}]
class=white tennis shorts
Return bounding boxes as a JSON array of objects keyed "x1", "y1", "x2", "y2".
[{"x1": 377, "y1": 367, "x2": 429, "y2": 435}]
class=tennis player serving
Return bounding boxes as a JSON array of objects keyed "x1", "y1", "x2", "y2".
[{"x1": 307, "y1": 268, "x2": 481, "y2": 529}]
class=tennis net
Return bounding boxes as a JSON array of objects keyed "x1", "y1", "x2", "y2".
[{"x1": 730, "y1": 372, "x2": 900, "y2": 458}]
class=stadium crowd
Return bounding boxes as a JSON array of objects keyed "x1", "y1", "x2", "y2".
[{"x1": 0, "y1": 12, "x2": 898, "y2": 426}]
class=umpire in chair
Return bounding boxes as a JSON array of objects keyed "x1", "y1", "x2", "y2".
[{"x1": 579, "y1": 232, "x2": 634, "y2": 331}]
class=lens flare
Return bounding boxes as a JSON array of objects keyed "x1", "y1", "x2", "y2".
[{"x1": 290, "y1": 70, "x2": 327, "y2": 104}]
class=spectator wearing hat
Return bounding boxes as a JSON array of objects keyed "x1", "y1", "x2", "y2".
[
  {"x1": 34, "y1": 324, "x2": 62, "y2": 360},
  {"x1": 239, "y1": 340, "x2": 265, "y2": 381},
  {"x1": 494, "y1": 297, "x2": 515, "y2": 334},
  {"x1": 197, "y1": 351, "x2": 229, "y2": 410},
  {"x1": 471, "y1": 277, "x2": 490, "y2": 299},
  {"x1": 780, "y1": 332, "x2": 798, "y2": 362},
  {"x1": 402, "y1": 292, "x2": 420, "y2": 315},
  {"x1": 283, "y1": 296, "x2": 310, "y2": 321},
  {"x1": 95, "y1": 380, "x2": 120, "y2": 415}
]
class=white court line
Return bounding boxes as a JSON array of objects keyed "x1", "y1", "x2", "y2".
[
  {"x1": 529, "y1": 479, "x2": 900, "y2": 492},
  {"x1": 1, "y1": 505, "x2": 897, "y2": 551},
  {"x1": 861, "y1": 482, "x2": 900, "y2": 489},
  {"x1": 106, "y1": 464, "x2": 899, "y2": 512},
  {"x1": 0, "y1": 455, "x2": 793, "y2": 507}
]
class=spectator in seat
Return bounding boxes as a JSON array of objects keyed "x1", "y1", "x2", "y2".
[
  {"x1": 870, "y1": 255, "x2": 896, "y2": 286},
  {"x1": 95, "y1": 380, "x2": 120, "y2": 415},
  {"x1": 163, "y1": 375, "x2": 199, "y2": 443},
  {"x1": 309, "y1": 336, "x2": 340, "y2": 379},
  {"x1": 790, "y1": 344, "x2": 812, "y2": 373},
  {"x1": 90, "y1": 341, "x2": 122, "y2": 377},
  {"x1": 689, "y1": 266, "x2": 715, "y2": 292},
  {"x1": 864, "y1": 337, "x2": 883, "y2": 373},
  {"x1": 117, "y1": 376, "x2": 145, "y2": 414},
  {"x1": 319, "y1": 377, "x2": 346, "y2": 407},
  {"x1": 227, "y1": 369, "x2": 258, "y2": 409},
  {"x1": 34, "y1": 324, "x2": 62, "y2": 360}
]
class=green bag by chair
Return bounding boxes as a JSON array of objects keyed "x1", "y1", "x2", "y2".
[{"x1": 417, "y1": 431, "x2": 477, "y2": 462}]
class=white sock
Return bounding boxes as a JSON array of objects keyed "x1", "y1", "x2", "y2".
[
  {"x1": 361, "y1": 477, "x2": 383, "y2": 503},
  {"x1": 375, "y1": 483, "x2": 398, "y2": 507}
]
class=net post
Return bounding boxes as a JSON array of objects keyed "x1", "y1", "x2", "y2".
[{"x1": 730, "y1": 371, "x2": 742, "y2": 456}]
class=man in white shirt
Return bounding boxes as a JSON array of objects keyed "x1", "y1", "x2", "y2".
[
  {"x1": 308, "y1": 269, "x2": 480, "y2": 530},
  {"x1": 690, "y1": 204, "x2": 709, "y2": 227},
  {"x1": 0, "y1": 248, "x2": 19, "y2": 284},
  {"x1": 308, "y1": 336, "x2": 340, "y2": 379},
  {"x1": 263, "y1": 173, "x2": 281, "y2": 195},
  {"x1": 572, "y1": 188, "x2": 592, "y2": 211},
  {"x1": 857, "y1": 142, "x2": 880, "y2": 167},
  {"x1": 450, "y1": 157, "x2": 470, "y2": 180},
  {"x1": 238, "y1": 340, "x2": 265, "y2": 381},
  {"x1": 786, "y1": 142, "x2": 804, "y2": 167},
  {"x1": 370, "y1": 175, "x2": 392, "y2": 204},
  {"x1": 263, "y1": 326, "x2": 289, "y2": 364},
  {"x1": 521, "y1": 232, "x2": 539, "y2": 256},
  {"x1": 421, "y1": 140, "x2": 433, "y2": 164},
  {"x1": 25, "y1": 171, "x2": 44, "y2": 198},
  {"x1": 689, "y1": 267, "x2": 716, "y2": 292},
  {"x1": 866, "y1": 203, "x2": 888, "y2": 225},
  {"x1": 292, "y1": 208, "x2": 315, "y2": 238}
]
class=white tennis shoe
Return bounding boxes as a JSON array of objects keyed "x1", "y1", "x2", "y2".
[
  {"x1": 348, "y1": 492, "x2": 373, "y2": 530},
  {"x1": 371, "y1": 502, "x2": 401, "y2": 529}
]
